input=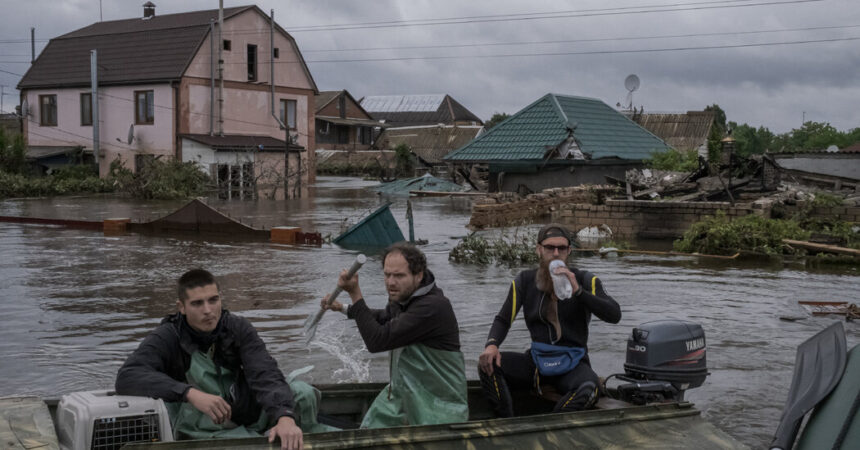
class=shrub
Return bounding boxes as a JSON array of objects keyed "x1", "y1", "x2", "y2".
[
  {"x1": 108, "y1": 157, "x2": 210, "y2": 200},
  {"x1": 646, "y1": 148, "x2": 699, "y2": 172},
  {"x1": 673, "y1": 211, "x2": 810, "y2": 255}
]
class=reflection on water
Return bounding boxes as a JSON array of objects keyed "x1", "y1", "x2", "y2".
[{"x1": 1, "y1": 176, "x2": 858, "y2": 448}]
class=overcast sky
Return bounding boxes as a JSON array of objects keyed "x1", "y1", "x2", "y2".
[{"x1": 1, "y1": 0, "x2": 858, "y2": 133}]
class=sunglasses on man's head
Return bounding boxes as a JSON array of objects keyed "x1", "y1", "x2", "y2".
[{"x1": 541, "y1": 244, "x2": 570, "y2": 252}]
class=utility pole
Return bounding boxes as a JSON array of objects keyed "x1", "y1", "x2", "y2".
[
  {"x1": 90, "y1": 50, "x2": 100, "y2": 167},
  {"x1": 802, "y1": 111, "x2": 806, "y2": 125},
  {"x1": 218, "y1": 0, "x2": 224, "y2": 136},
  {"x1": 269, "y1": 9, "x2": 291, "y2": 199},
  {"x1": 99, "y1": 0, "x2": 103, "y2": 21},
  {"x1": 0, "y1": 85, "x2": 6, "y2": 113},
  {"x1": 209, "y1": 19, "x2": 215, "y2": 136}
]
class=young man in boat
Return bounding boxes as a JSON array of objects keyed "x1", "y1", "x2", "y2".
[
  {"x1": 321, "y1": 242, "x2": 469, "y2": 428},
  {"x1": 478, "y1": 224, "x2": 621, "y2": 416},
  {"x1": 115, "y1": 269, "x2": 310, "y2": 450}
]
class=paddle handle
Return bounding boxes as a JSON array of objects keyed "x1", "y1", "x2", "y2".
[
  {"x1": 322, "y1": 254, "x2": 367, "y2": 309},
  {"x1": 302, "y1": 254, "x2": 366, "y2": 343}
]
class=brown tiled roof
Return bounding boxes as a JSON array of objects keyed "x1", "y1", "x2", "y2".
[
  {"x1": 18, "y1": 5, "x2": 317, "y2": 92},
  {"x1": 181, "y1": 134, "x2": 304, "y2": 152},
  {"x1": 841, "y1": 142, "x2": 860, "y2": 153},
  {"x1": 633, "y1": 111, "x2": 714, "y2": 151},
  {"x1": 315, "y1": 91, "x2": 341, "y2": 111},
  {"x1": 377, "y1": 125, "x2": 483, "y2": 164}
]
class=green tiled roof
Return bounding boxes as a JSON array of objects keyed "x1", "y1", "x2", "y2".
[{"x1": 444, "y1": 94, "x2": 670, "y2": 162}]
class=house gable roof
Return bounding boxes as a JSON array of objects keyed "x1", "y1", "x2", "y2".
[
  {"x1": 17, "y1": 5, "x2": 317, "y2": 92},
  {"x1": 444, "y1": 93, "x2": 669, "y2": 162},
  {"x1": 360, "y1": 94, "x2": 482, "y2": 126},
  {"x1": 633, "y1": 111, "x2": 714, "y2": 151},
  {"x1": 315, "y1": 90, "x2": 373, "y2": 119},
  {"x1": 378, "y1": 125, "x2": 484, "y2": 164}
]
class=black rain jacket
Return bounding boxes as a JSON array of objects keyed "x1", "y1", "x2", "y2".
[{"x1": 115, "y1": 310, "x2": 295, "y2": 425}]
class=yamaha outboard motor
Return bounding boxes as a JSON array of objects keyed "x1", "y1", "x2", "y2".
[{"x1": 615, "y1": 320, "x2": 709, "y2": 405}]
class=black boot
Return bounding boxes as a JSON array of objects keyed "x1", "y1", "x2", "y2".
[
  {"x1": 478, "y1": 368, "x2": 514, "y2": 418},
  {"x1": 553, "y1": 381, "x2": 598, "y2": 413}
]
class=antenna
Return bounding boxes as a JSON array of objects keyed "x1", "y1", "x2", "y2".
[{"x1": 624, "y1": 74, "x2": 640, "y2": 111}]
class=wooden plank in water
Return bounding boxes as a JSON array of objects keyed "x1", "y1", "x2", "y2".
[{"x1": 782, "y1": 239, "x2": 860, "y2": 257}]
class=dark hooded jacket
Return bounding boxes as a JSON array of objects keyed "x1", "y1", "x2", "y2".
[
  {"x1": 115, "y1": 310, "x2": 295, "y2": 425},
  {"x1": 346, "y1": 269, "x2": 461, "y2": 353}
]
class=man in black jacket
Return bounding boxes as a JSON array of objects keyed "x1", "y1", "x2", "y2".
[
  {"x1": 478, "y1": 224, "x2": 621, "y2": 417},
  {"x1": 116, "y1": 269, "x2": 303, "y2": 450},
  {"x1": 321, "y1": 242, "x2": 468, "y2": 427}
]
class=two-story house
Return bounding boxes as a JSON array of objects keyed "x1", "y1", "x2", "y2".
[{"x1": 16, "y1": 3, "x2": 317, "y2": 199}]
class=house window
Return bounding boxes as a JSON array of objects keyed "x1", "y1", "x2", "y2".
[
  {"x1": 80, "y1": 93, "x2": 92, "y2": 126},
  {"x1": 247, "y1": 44, "x2": 257, "y2": 81},
  {"x1": 39, "y1": 94, "x2": 57, "y2": 126},
  {"x1": 223, "y1": 39, "x2": 231, "y2": 51},
  {"x1": 134, "y1": 90, "x2": 154, "y2": 125},
  {"x1": 216, "y1": 162, "x2": 255, "y2": 200},
  {"x1": 273, "y1": 48, "x2": 279, "y2": 59},
  {"x1": 359, "y1": 126, "x2": 371, "y2": 145},
  {"x1": 280, "y1": 99, "x2": 297, "y2": 130}
]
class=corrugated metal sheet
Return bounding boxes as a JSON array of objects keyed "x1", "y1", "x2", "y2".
[
  {"x1": 333, "y1": 203, "x2": 405, "y2": 247},
  {"x1": 361, "y1": 95, "x2": 446, "y2": 113},
  {"x1": 634, "y1": 112, "x2": 714, "y2": 151},
  {"x1": 378, "y1": 125, "x2": 483, "y2": 163},
  {"x1": 444, "y1": 94, "x2": 669, "y2": 162}
]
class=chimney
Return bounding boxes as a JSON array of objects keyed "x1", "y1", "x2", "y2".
[{"x1": 143, "y1": 2, "x2": 156, "y2": 19}]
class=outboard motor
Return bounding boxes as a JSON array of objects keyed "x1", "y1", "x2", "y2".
[{"x1": 615, "y1": 320, "x2": 709, "y2": 405}]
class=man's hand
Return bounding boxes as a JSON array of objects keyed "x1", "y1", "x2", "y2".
[
  {"x1": 268, "y1": 416, "x2": 303, "y2": 450},
  {"x1": 185, "y1": 388, "x2": 231, "y2": 424},
  {"x1": 336, "y1": 268, "x2": 363, "y2": 303},
  {"x1": 320, "y1": 294, "x2": 344, "y2": 313},
  {"x1": 479, "y1": 345, "x2": 502, "y2": 375},
  {"x1": 553, "y1": 265, "x2": 581, "y2": 297}
]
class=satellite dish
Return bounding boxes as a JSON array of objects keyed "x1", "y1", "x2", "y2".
[
  {"x1": 126, "y1": 124, "x2": 135, "y2": 145},
  {"x1": 625, "y1": 74, "x2": 640, "y2": 92},
  {"x1": 20, "y1": 99, "x2": 29, "y2": 117},
  {"x1": 623, "y1": 74, "x2": 640, "y2": 111}
]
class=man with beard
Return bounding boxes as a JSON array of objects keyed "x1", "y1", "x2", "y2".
[
  {"x1": 321, "y1": 242, "x2": 468, "y2": 428},
  {"x1": 115, "y1": 269, "x2": 310, "y2": 450},
  {"x1": 477, "y1": 224, "x2": 621, "y2": 417}
]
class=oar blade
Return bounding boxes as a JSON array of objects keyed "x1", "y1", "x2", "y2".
[{"x1": 770, "y1": 321, "x2": 847, "y2": 450}]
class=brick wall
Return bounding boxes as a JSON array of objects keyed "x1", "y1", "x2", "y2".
[
  {"x1": 552, "y1": 200, "x2": 760, "y2": 239},
  {"x1": 779, "y1": 204, "x2": 860, "y2": 223},
  {"x1": 468, "y1": 186, "x2": 618, "y2": 228}
]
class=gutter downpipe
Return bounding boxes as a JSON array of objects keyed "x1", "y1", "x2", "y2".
[
  {"x1": 90, "y1": 49, "x2": 99, "y2": 172},
  {"x1": 269, "y1": 9, "x2": 291, "y2": 199}
]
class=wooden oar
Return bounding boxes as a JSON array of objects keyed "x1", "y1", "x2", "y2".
[
  {"x1": 770, "y1": 321, "x2": 847, "y2": 450},
  {"x1": 302, "y1": 254, "x2": 367, "y2": 345}
]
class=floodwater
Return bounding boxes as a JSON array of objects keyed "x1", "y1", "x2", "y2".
[{"x1": 1, "y1": 176, "x2": 858, "y2": 448}]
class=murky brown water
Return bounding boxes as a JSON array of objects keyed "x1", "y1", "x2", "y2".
[{"x1": 1, "y1": 176, "x2": 858, "y2": 448}]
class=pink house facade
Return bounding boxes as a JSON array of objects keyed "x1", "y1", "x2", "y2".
[{"x1": 17, "y1": 4, "x2": 317, "y2": 199}]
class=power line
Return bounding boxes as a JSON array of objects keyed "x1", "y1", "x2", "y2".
[
  {"x1": 294, "y1": 35, "x2": 860, "y2": 63},
  {"x1": 301, "y1": 23, "x2": 860, "y2": 53},
  {"x1": 285, "y1": 0, "x2": 823, "y2": 32}
]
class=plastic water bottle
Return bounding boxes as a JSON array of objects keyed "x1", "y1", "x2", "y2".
[{"x1": 549, "y1": 260, "x2": 573, "y2": 300}]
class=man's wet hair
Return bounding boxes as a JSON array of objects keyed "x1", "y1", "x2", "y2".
[
  {"x1": 177, "y1": 269, "x2": 218, "y2": 301},
  {"x1": 382, "y1": 242, "x2": 427, "y2": 275}
]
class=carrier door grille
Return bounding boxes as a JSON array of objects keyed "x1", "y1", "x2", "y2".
[{"x1": 91, "y1": 413, "x2": 160, "y2": 450}]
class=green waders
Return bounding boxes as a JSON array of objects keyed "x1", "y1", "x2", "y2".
[
  {"x1": 361, "y1": 343, "x2": 469, "y2": 429},
  {"x1": 169, "y1": 351, "x2": 335, "y2": 440}
]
